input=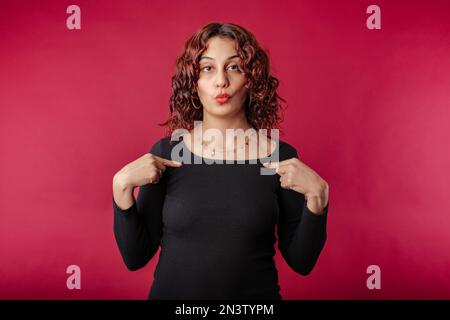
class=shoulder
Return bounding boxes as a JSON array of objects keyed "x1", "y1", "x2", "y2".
[
  {"x1": 277, "y1": 139, "x2": 299, "y2": 161},
  {"x1": 149, "y1": 135, "x2": 183, "y2": 158}
]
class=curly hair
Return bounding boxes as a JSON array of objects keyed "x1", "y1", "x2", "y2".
[{"x1": 159, "y1": 22, "x2": 287, "y2": 137}]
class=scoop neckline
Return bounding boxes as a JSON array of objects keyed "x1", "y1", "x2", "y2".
[{"x1": 180, "y1": 135, "x2": 280, "y2": 164}]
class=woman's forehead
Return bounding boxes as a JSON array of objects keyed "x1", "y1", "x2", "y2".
[{"x1": 201, "y1": 37, "x2": 238, "y2": 58}]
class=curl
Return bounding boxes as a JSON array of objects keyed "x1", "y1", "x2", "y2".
[{"x1": 158, "y1": 22, "x2": 287, "y2": 138}]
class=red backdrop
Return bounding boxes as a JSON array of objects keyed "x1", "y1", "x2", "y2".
[{"x1": 1, "y1": 0, "x2": 449, "y2": 299}]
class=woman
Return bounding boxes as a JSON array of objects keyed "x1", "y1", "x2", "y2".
[{"x1": 112, "y1": 22, "x2": 329, "y2": 300}]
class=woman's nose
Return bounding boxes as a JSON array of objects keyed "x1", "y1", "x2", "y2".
[{"x1": 215, "y1": 69, "x2": 229, "y2": 88}]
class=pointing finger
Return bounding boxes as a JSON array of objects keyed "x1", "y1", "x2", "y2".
[
  {"x1": 262, "y1": 161, "x2": 280, "y2": 174},
  {"x1": 153, "y1": 155, "x2": 182, "y2": 167},
  {"x1": 262, "y1": 161, "x2": 279, "y2": 169}
]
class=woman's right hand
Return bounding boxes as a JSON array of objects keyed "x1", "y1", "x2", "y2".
[{"x1": 113, "y1": 153, "x2": 182, "y2": 210}]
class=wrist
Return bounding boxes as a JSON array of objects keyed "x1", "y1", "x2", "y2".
[
  {"x1": 305, "y1": 181, "x2": 328, "y2": 215},
  {"x1": 113, "y1": 172, "x2": 133, "y2": 192},
  {"x1": 113, "y1": 173, "x2": 136, "y2": 211},
  {"x1": 306, "y1": 195, "x2": 326, "y2": 215},
  {"x1": 306, "y1": 180, "x2": 327, "y2": 199}
]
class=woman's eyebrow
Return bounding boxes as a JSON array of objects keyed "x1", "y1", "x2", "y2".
[{"x1": 199, "y1": 54, "x2": 239, "y2": 61}]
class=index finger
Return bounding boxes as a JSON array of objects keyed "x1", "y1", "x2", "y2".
[
  {"x1": 153, "y1": 154, "x2": 182, "y2": 167},
  {"x1": 262, "y1": 161, "x2": 280, "y2": 175},
  {"x1": 262, "y1": 158, "x2": 293, "y2": 169},
  {"x1": 262, "y1": 158, "x2": 296, "y2": 174}
]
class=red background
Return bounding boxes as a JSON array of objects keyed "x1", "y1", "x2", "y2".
[{"x1": 1, "y1": 0, "x2": 449, "y2": 299}]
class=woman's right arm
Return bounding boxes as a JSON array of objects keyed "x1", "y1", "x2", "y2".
[{"x1": 112, "y1": 139, "x2": 182, "y2": 271}]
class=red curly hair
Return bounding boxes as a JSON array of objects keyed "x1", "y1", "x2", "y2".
[{"x1": 159, "y1": 22, "x2": 287, "y2": 137}]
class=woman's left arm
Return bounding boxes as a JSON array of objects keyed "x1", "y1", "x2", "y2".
[{"x1": 263, "y1": 151, "x2": 329, "y2": 276}]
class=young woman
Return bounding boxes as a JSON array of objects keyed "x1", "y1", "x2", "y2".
[{"x1": 112, "y1": 22, "x2": 329, "y2": 300}]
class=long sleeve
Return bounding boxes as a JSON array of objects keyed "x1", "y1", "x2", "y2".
[
  {"x1": 276, "y1": 146, "x2": 329, "y2": 276},
  {"x1": 113, "y1": 139, "x2": 167, "y2": 271}
]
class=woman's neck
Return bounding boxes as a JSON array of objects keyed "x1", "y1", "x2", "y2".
[
  {"x1": 184, "y1": 121, "x2": 275, "y2": 161},
  {"x1": 200, "y1": 113, "x2": 254, "y2": 138}
]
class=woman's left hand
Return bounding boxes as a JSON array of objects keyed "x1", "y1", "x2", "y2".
[{"x1": 263, "y1": 158, "x2": 329, "y2": 215}]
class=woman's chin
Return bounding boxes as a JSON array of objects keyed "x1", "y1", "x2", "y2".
[
  {"x1": 214, "y1": 100, "x2": 231, "y2": 107},
  {"x1": 205, "y1": 104, "x2": 235, "y2": 115}
]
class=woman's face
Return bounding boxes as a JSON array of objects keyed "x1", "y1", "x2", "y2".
[{"x1": 196, "y1": 36, "x2": 248, "y2": 118}]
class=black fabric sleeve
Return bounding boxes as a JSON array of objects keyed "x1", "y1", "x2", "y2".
[
  {"x1": 276, "y1": 145, "x2": 329, "y2": 276},
  {"x1": 113, "y1": 139, "x2": 167, "y2": 271}
]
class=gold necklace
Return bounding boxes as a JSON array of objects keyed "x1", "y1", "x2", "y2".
[{"x1": 201, "y1": 133, "x2": 256, "y2": 158}]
